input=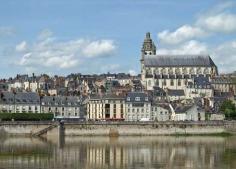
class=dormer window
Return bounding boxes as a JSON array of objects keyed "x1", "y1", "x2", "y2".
[
  {"x1": 127, "y1": 97, "x2": 130, "y2": 101},
  {"x1": 135, "y1": 97, "x2": 140, "y2": 101},
  {"x1": 145, "y1": 97, "x2": 148, "y2": 101}
]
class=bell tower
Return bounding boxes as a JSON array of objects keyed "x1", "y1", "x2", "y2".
[
  {"x1": 141, "y1": 32, "x2": 156, "y2": 83},
  {"x1": 141, "y1": 32, "x2": 156, "y2": 60}
]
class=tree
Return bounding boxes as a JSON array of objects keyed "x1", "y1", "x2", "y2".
[{"x1": 220, "y1": 100, "x2": 236, "y2": 119}]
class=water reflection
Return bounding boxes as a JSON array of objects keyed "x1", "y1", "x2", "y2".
[{"x1": 0, "y1": 136, "x2": 235, "y2": 169}]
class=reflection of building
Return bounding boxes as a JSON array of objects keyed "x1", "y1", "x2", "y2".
[
  {"x1": 0, "y1": 136, "x2": 233, "y2": 169},
  {"x1": 86, "y1": 145, "x2": 124, "y2": 169},
  {"x1": 141, "y1": 32, "x2": 218, "y2": 91}
]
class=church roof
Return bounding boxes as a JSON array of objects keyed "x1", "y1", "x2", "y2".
[{"x1": 144, "y1": 55, "x2": 216, "y2": 67}]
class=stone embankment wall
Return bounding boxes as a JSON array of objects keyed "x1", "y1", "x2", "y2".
[{"x1": 0, "y1": 121, "x2": 236, "y2": 136}]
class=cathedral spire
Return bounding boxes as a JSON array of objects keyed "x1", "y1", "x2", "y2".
[
  {"x1": 141, "y1": 32, "x2": 156, "y2": 57},
  {"x1": 146, "y1": 32, "x2": 151, "y2": 39}
]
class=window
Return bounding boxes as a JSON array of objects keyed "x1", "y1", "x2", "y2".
[
  {"x1": 127, "y1": 97, "x2": 130, "y2": 101},
  {"x1": 171, "y1": 79, "x2": 174, "y2": 86},
  {"x1": 148, "y1": 80, "x2": 152, "y2": 86},
  {"x1": 135, "y1": 97, "x2": 140, "y2": 101},
  {"x1": 145, "y1": 97, "x2": 148, "y2": 101},
  {"x1": 163, "y1": 79, "x2": 166, "y2": 86},
  {"x1": 178, "y1": 79, "x2": 181, "y2": 86}
]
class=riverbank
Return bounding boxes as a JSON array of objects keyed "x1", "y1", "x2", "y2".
[{"x1": 0, "y1": 121, "x2": 236, "y2": 136}]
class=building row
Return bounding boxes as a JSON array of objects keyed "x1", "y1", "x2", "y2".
[{"x1": 0, "y1": 91, "x2": 217, "y2": 121}]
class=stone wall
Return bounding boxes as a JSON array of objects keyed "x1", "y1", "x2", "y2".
[
  {"x1": 0, "y1": 121, "x2": 235, "y2": 136},
  {"x1": 64, "y1": 123, "x2": 226, "y2": 136}
]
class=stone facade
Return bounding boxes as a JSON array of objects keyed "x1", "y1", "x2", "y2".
[
  {"x1": 125, "y1": 92, "x2": 151, "y2": 121},
  {"x1": 41, "y1": 96, "x2": 82, "y2": 118},
  {"x1": 87, "y1": 94, "x2": 125, "y2": 120}
]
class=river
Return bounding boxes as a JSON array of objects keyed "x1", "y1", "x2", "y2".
[{"x1": 0, "y1": 136, "x2": 235, "y2": 169}]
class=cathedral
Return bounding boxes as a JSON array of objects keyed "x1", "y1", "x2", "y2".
[{"x1": 140, "y1": 32, "x2": 218, "y2": 90}]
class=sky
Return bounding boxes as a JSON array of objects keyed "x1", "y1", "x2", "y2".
[{"x1": 0, "y1": 0, "x2": 236, "y2": 78}]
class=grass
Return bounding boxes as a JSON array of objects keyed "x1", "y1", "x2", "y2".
[{"x1": 172, "y1": 132, "x2": 233, "y2": 137}]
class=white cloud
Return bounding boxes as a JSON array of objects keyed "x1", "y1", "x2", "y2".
[
  {"x1": 100, "y1": 64, "x2": 120, "y2": 73},
  {"x1": 157, "y1": 40, "x2": 208, "y2": 55},
  {"x1": 38, "y1": 29, "x2": 53, "y2": 40},
  {"x1": 15, "y1": 41, "x2": 27, "y2": 52},
  {"x1": 82, "y1": 40, "x2": 116, "y2": 58},
  {"x1": 212, "y1": 41, "x2": 236, "y2": 73},
  {"x1": 158, "y1": 25, "x2": 207, "y2": 44},
  {"x1": 155, "y1": 2, "x2": 236, "y2": 73},
  {"x1": 0, "y1": 27, "x2": 15, "y2": 37},
  {"x1": 197, "y1": 13, "x2": 236, "y2": 33},
  {"x1": 128, "y1": 69, "x2": 137, "y2": 76},
  {"x1": 16, "y1": 30, "x2": 117, "y2": 70},
  {"x1": 158, "y1": 2, "x2": 236, "y2": 45}
]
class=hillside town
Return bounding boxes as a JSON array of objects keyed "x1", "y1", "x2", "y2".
[{"x1": 0, "y1": 33, "x2": 235, "y2": 122}]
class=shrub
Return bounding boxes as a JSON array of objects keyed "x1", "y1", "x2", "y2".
[
  {"x1": 220, "y1": 100, "x2": 236, "y2": 120},
  {"x1": 0, "y1": 113, "x2": 54, "y2": 121}
]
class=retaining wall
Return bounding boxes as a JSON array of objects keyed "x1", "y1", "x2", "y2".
[{"x1": 0, "y1": 121, "x2": 235, "y2": 136}]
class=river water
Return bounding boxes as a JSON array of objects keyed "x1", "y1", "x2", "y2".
[{"x1": 0, "y1": 136, "x2": 235, "y2": 169}]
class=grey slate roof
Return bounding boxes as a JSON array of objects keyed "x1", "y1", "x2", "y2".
[
  {"x1": 90, "y1": 94, "x2": 125, "y2": 100},
  {"x1": 0, "y1": 92, "x2": 40, "y2": 104},
  {"x1": 42, "y1": 96, "x2": 80, "y2": 107},
  {"x1": 168, "y1": 89, "x2": 185, "y2": 96},
  {"x1": 144, "y1": 55, "x2": 216, "y2": 67},
  {"x1": 188, "y1": 76, "x2": 212, "y2": 88},
  {"x1": 174, "y1": 105, "x2": 193, "y2": 114},
  {"x1": 211, "y1": 76, "x2": 236, "y2": 84},
  {"x1": 126, "y1": 92, "x2": 150, "y2": 102}
]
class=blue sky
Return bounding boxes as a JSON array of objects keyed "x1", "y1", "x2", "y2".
[{"x1": 0, "y1": 0, "x2": 236, "y2": 78}]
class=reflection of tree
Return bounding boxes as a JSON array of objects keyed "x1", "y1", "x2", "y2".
[{"x1": 222, "y1": 149, "x2": 236, "y2": 168}]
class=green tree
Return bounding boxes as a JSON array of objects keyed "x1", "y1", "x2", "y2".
[{"x1": 220, "y1": 100, "x2": 236, "y2": 119}]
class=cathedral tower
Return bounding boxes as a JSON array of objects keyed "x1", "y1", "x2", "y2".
[
  {"x1": 141, "y1": 32, "x2": 156, "y2": 59},
  {"x1": 141, "y1": 32, "x2": 156, "y2": 82}
]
